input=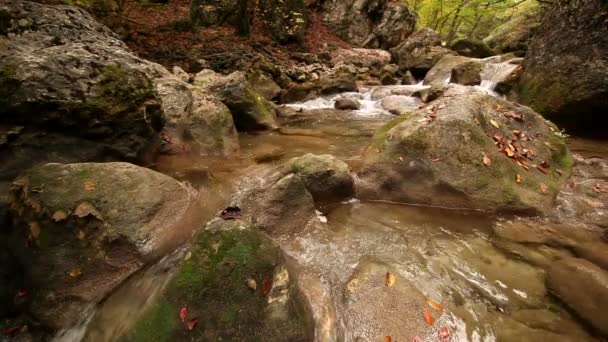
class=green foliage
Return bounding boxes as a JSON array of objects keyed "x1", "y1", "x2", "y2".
[{"x1": 404, "y1": 0, "x2": 541, "y2": 43}]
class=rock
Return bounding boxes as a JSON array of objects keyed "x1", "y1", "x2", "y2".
[
  {"x1": 330, "y1": 48, "x2": 391, "y2": 68},
  {"x1": 252, "y1": 144, "x2": 285, "y2": 163},
  {"x1": 171, "y1": 66, "x2": 190, "y2": 83},
  {"x1": 370, "y1": 85, "x2": 426, "y2": 100},
  {"x1": 451, "y1": 60, "x2": 482, "y2": 86},
  {"x1": 249, "y1": 70, "x2": 282, "y2": 101},
  {"x1": 321, "y1": 0, "x2": 415, "y2": 49},
  {"x1": 342, "y1": 260, "x2": 433, "y2": 341},
  {"x1": 380, "y1": 95, "x2": 421, "y2": 115},
  {"x1": 390, "y1": 28, "x2": 455, "y2": 78},
  {"x1": 517, "y1": 0, "x2": 608, "y2": 137},
  {"x1": 334, "y1": 97, "x2": 361, "y2": 110},
  {"x1": 6, "y1": 162, "x2": 198, "y2": 330},
  {"x1": 511, "y1": 309, "x2": 592, "y2": 340},
  {"x1": 424, "y1": 55, "x2": 479, "y2": 87},
  {"x1": 450, "y1": 38, "x2": 495, "y2": 58},
  {"x1": 259, "y1": 0, "x2": 307, "y2": 43},
  {"x1": 411, "y1": 86, "x2": 444, "y2": 103},
  {"x1": 547, "y1": 257, "x2": 608, "y2": 335},
  {"x1": 155, "y1": 77, "x2": 239, "y2": 156},
  {"x1": 194, "y1": 70, "x2": 277, "y2": 130},
  {"x1": 380, "y1": 72, "x2": 397, "y2": 85},
  {"x1": 317, "y1": 68, "x2": 358, "y2": 95},
  {"x1": 190, "y1": 0, "x2": 240, "y2": 28},
  {"x1": 122, "y1": 220, "x2": 314, "y2": 341},
  {"x1": 288, "y1": 153, "x2": 354, "y2": 202},
  {"x1": 402, "y1": 70, "x2": 417, "y2": 85},
  {"x1": 484, "y1": 7, "x2": 542, "y2": 54},
  {"x1": 0, "y1": 1, "x2": 169, "y2": 169},
  {"x1": 357, "y1": 91, "x2": 573, "y2": 213}
]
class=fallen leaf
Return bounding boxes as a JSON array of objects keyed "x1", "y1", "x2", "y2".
[
  {"x1": 536, "y1": 165, "x2": 549, "y2": 175},
  {"x1": 483, "y1": 154, "x2": 491, "y2": 166},
  {"x1": 29, "y1": 222, "x2": 41, "y2": 240},
  {"x1": 67, "y1": 268, "x2": 82, "y2": 278},
  {"x1": 184, "y1": 252, "x2": 192, "y2": 261},
  {"x1": 516, "y1": 174, "x2": 522, "y2": 183},
  {"x1": 386, "y1": 272, "x2": 395, "y2": 288},
  {"x1": 423, "y1": 308, "x2": 435, "y2": 325},
  {"x1": 247, "y1": 278, "x2": 257, "y2": 291},
  {"x1": 384, "y1": 336, "x2": 392, "y2": 342},
  {"x1": 427, "y1": 298, "x2": 444, "y2": 313},
  {"x1": 376, "y1": 147, "x2": 382, "y2": 153},
  {"x1": 490, "y1": 119, "x2": 500, "y2": 128},
  {"x1": 77, "y1": 230, "x2": 86, "y2": 240},
  {"x1": 399, "y1": 156, "x2": 404, "y2": 162},
  {"x1": 84, "y1": 181, "x2": 96, "y2": 191},
  {"x1": 539, "y1": 183, "x2": 549, "y2": 194},
  {"x1": 512, "y1": 130, "x2": 521, "y2": 136},
  {"x1": 262, "y1": 278, "x2": 271, "y2": 297},
  {"x1": 504, "y1": 147, "x2": 514, "y2": 157},
  {"x1": 179, "y1": 307, "x2": 188, "y2": 323},
  {"x1": 540, "y1": 161, "x2": 550, "y2": 169},
  {"x1": 52, "y1": 210, "x2": 68, "y2": 222},
  {"x1": 74, "y1": 202, "x2": 103, "y2": 220},
  {"x1": 556, "y1": 169, "x2": 563, "y2": 176},
  {"x1": 187, "y1": 317, "x2": 198, "y2": 331}
]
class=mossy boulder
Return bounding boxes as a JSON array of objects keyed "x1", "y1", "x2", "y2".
[
  {"x1": 390, "y1": 28, "x2": 455, "y2": 78},
  {"x1": 194, "y1": 70, "x2": 277, "y2": 131},
  {"x1": 122, "y1": 220, "x2": 314, "y2": 341},
  {"x1": 259, "y1": 0, "x2": 307, "y2": 43},
  {"x1": 5, "y1": 162, "x2": 198, "y2": 330},
  {"x1": 357, "y1": 90, "x2": 573, "y2": 213},
  {"x1": 190, "y1": 0, "x2": 240, "y2": 28},
  {"x1": 450, "y1": 38, "x2": 495, "y2": 58},
  {"x1": 423, "y1": 55, "x2": 480, "y2": 87},
  {"x1": 451, "y1": 60, "x2": 482, "y2": 86},
  {"x1": 517, "y1": 0, "x2": 608, "y2": 137},
  {"x1": 288, "y1": 153, "x2": 354, "y2": 203}
]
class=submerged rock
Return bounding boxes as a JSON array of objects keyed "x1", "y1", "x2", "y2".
[
  {"x1": 122, "y1": 220, "x2": 314, "y2": 341},
  {"x1": 5, "y1": 162, "x2": 198, "y2": 331},
  {"x1": 357, "y1": 90, "x2": 573, "y2": 213},
  {"x1": 547, "y1": 257, "x2": 608, "y2": 336},
  {"x1": 321, "y1": 0, "x2": 415, "y2": 49},
  {"x1": 517, "y1": 0, "x2": 608, "y2": 136}
]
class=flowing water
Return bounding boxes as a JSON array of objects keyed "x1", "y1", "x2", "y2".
[{"x1": 72, "y1": 78, "x2": 605, "y2": 341}]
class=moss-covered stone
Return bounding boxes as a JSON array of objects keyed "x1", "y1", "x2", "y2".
[
  {"x1": 124, "y1": 221, "x2": 313, "y2": 341},
  {"x1": 289, "y1": 153, "x2": 354, "y2": 202}
]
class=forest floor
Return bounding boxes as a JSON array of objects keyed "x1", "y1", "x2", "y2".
[{"x1": 120, "y1": 0, "x2": 351, "y2": 72}]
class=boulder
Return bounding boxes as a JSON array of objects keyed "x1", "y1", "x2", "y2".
[
  {"x1": 517, "y1": 0, "x2": 608, "y2": 137},
  {"x1": 288, "y1": 153, "x2": 354, "y2": 202},
  {"x1": 249, "y1": 70, "x2": 282, "y2": 101},
  {"x1": 334, "y1": 97, "x2": 361, "y2": 110},
  {"x1": 484, "y1": 7, "x2": 542, "y2": 54},
  {"x1": 121, "y1": 220, "x2": 314, "y2": 341},
  {"x1": 0, "y1": 1, "x2": 170, "y2": 170},
  {"x1": 423, "y1": 55, "x2": 479, "y2": 87},
  {"x1": 330, "y1": 48, "x2": 391, "y2": 68},
  {"x1": 194, "y1": 70, "x2": 277, "y2": 130},
  {"x1": 5, "y1": 162, "x2": 198, "y2": 330},
  {"x1": 357, "y1": 90, "x2": 573, "y2": 213},
  {"x1": 259, "y1": 0, "x2": 307, "y2": 43},
  {"x1": 411, "y1": 86, "x2": 444, "y2": 103},
  {"x1": 321, "y1": 0, "x2": 415, "y2": 49},
  {"x1": 450, "y1": 38, "x2": 495, "y2": 58},
  {"x1": 547, "y1": 257, "x2": 608, "y2": 335},
  {"x1": 171, "y1": 66, "x2": 190, "y2": 83},
  {"x1": 451, "y1": 60, "x2": 482, "y2": 86},
  {"x1": 190, "y1": 0, "x2": 241, "y2": 28},
  {"x1": 390, "y1": 28, "x2": 455, "y2": 78},
  {"x1": 380, "y1": 95, "x2": 422, "y2": 115},
  {"x1": 402, "y1": 70, "x2": 417, "y2": 85}
]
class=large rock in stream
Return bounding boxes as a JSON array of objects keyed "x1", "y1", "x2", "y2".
[
  {"x1": 390, "y1": 28, "x2": 455, "y2": 78},
  {"x1": 357, "y1": 88, "x2": 573, "y2": 213},
  {"x1": 5, "y1": 162, "x2": 199, "y2": 331},
  {"x1": 517, "y1": 0, "x2": 608, "y2": 136},
  {"x1": 121, "y1": 219, "x2": 314, "y2": 341}
]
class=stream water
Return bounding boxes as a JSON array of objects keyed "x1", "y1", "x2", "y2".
[{"x1": 68, "y1": 64, "x2": 606, "y2": 341}]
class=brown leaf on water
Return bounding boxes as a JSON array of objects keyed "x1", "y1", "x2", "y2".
[
  {"x1": 423, "y1": 308, "x2": 435, "y2": 325},
  {"x1": 539, "y1": 183, "x2": 549, "y2": 194},
  {"x1": 427, "y1": 298, "x2": 444, "y2": 313},
  {"x1": 67, "y1": 268, "x2": 82, "y2": 278},
  {"x1": 490, "y1": 119, "x2": 500, "y2": 128},
  {"x1": 84, "y1": 181, "x2": 96, "y2": 191},
  {"x1": 29, "y1": 222, "x2": 41, "y2": 240},
  {"x1": 483, "y1": 154, "x2": 491, "y2": 166},
  {"x1": 516, "y1": 174, "x2": 522, "y2": 183},
  {"x1": 187, "y1": 317, "x2": 198, "y2": 331},
  {"x1": 386, "y1": 272, "x2": 395, "y2": 288},
  {"x1": 52, "y1": 210, "x2": 68, "y2": 222},
  {"x1": 179, "y1": 307, "x2": 188, "y2": 323}
]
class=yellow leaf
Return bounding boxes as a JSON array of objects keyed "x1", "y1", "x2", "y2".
[
  {"x1": 68, "y1": 268, "x2": 82, "y2": 278},
  {"x1": 386, "y1": 272, "x2": 395, "y2": 288},
  {"x1": 84, "y1": 181, "x2": 96, "y2": 191},
  {"x1": 490, "y1": 119, "x2": 500, "y2": 128},
  {"x1": 516, "y1": 174, "x2": 522, "y2": 183},
  {"x1": 427, "y1": 298, "x2": 444, "y2": 313},
  {"x1": 504, "y1": 147, "x2": 514, "y2": 157},
  {"x1": 247, "y1": 278, "x2": 257, "y2": 291}
]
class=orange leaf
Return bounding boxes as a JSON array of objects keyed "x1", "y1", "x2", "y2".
[
  {"x1": 68, "y1": 268, "x2": 82, "y2": 278},
  {"x1": 423, "y1": 308, "x2": 435, "y2": 325},
  {"x1": 483, "y1": 154, "x2": 491, "y2": 166},
  {"x1": 516, "y1": 174, "x2": 522, "y2": 183},
  {"x1": 504, "y1": 147, "x2": 514, "y2": 157},
  {"x1": 187, "y1": 317, "x2": 198, "y2": 331},
  {"x1": 386, "y1": 272, "x2": 395, "y2": 288},
  {"x1": 84, "y1": 181, "x2": 96, "y2": 191},
  {"x1": 179, "y1": 307, "x2": 188, "y2": 323},
  {"x1": 427, "y1": 298, "x2": 444, "y2": 313},
  {"x1": 262, "y1": 278, "x2": 272, "y2": 297},
  {"x1": 384, "y1": 336, "x2": 392, "y2": 342}
]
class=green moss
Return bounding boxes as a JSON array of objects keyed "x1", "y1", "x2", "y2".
[
  {"x1": 129, "y1": 299, "x2": 178, "y2": 342},
  {"x1": 87, "y1": 65, "x2": 154, "y2": 115},
  {"x1": 371, "y1": 114, "x2": 412, "y2": 147}
]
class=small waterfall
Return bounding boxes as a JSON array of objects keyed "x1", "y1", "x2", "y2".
[{"x1": 480, "y1": 62, "x2": 519, "y2": 91}]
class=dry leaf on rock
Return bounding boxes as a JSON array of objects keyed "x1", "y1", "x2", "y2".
[
  {"x1": 423, "y1": 308, "x2": 435, "y2": 325},
  {"x1": 74, "y1": 202, "x2": 103, "y2": 220},
  {"x1": 67, "y1": 268, "x2": 82, "y2": 278},
  {"x1": 179, "y1": 307, "x2": 188, "y2": 323},
  {"x1": 483, "y1": 154, "x2": 491, "y2": 166},
  {"x1": 52, "y1": 210, "x2": 68, "y2": 222},
  {"x1": 84, "y1": 181, "x2": 96, "y2": 191},
  {"x1": 386, "y1": 272, "x2": 395, "y2": 288}
]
